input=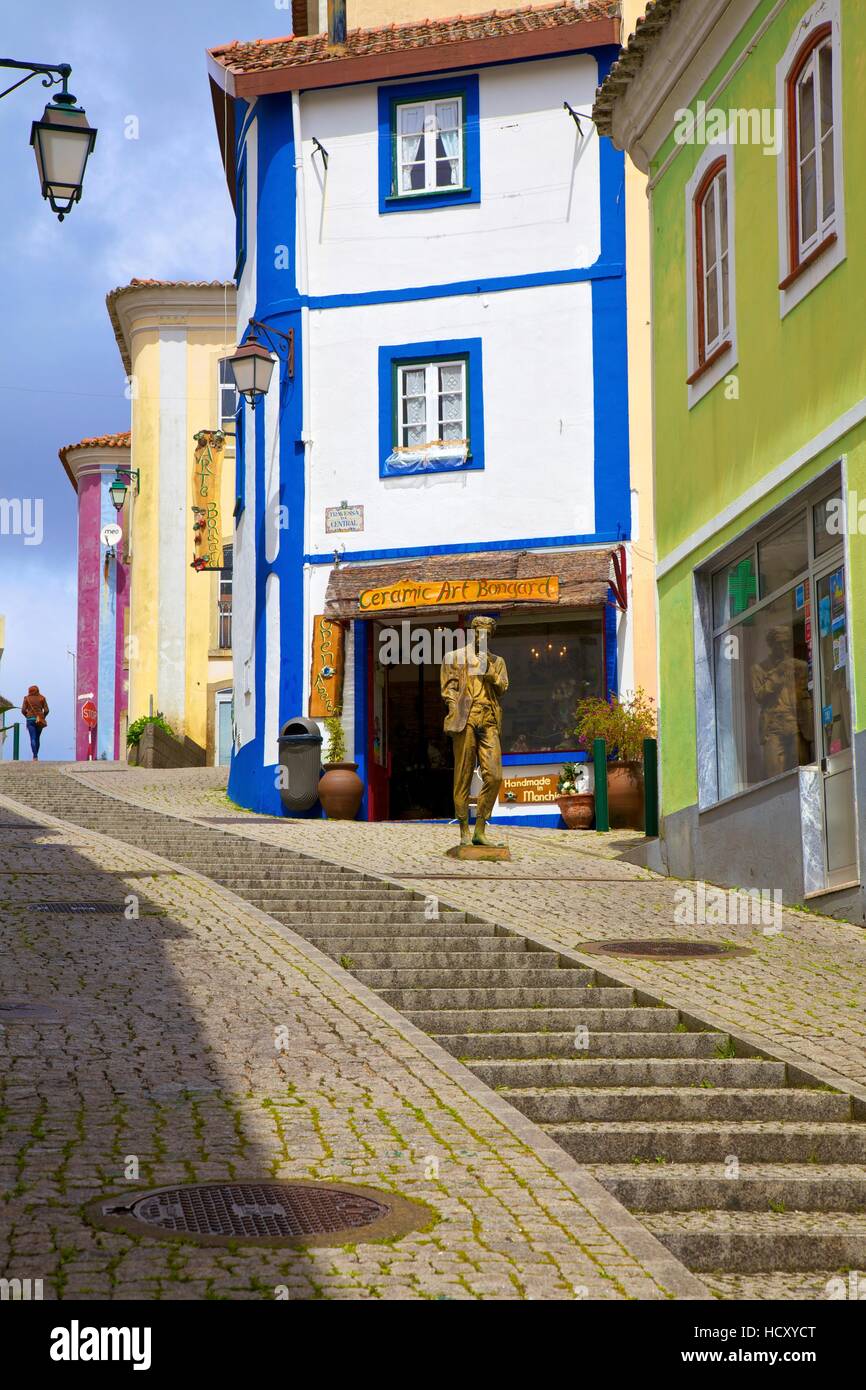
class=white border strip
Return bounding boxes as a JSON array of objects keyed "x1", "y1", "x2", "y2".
[{"x1": 657, "y1": 395, "x2": 866, "y2": 578}]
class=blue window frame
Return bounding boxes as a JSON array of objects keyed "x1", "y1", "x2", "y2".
[
  {"x1": 378, "y1": 75, "x2": 480, "y2": 214},
  {"x1": 235, "y1": 150, "x2": 247, "y2": 281},
  {"x1": 378, "y1": 337, "x2": 484, "y2": 478}
]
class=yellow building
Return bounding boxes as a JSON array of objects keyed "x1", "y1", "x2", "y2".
[{"x1": 106, "y1": 279, "x2": 238, "y2": 763}]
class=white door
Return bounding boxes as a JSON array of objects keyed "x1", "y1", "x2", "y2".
[{"x1": 215, "y1": 691, "x2": 233, "y2": 767}]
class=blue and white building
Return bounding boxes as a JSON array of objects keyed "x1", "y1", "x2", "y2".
[{"x1": 207, "y1": 2, "x2": 635, "y2": 822}]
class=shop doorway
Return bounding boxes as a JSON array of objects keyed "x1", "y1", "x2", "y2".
[
  {"x1": 367, "y1": 620, "x2": 456, "y2": 821},
  {"x1": 812, "y1": 558, "x2": 857, "y2": 888}
]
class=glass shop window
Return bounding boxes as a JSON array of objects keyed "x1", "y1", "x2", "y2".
[
  {"x1": 813, "y1": 491, "x2": 845, "y2": 557},
  {"x1": 496, "y1": 618, "x2": 605, "y2": 755},
  {"x1": 713, "y1": 583, "x2": 815, "y2": 800}
]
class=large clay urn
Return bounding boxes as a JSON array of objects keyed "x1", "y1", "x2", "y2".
[
  {"x1": 318, "y1": 761, "x2": 364, "y2": 820},
  {"x1": 606, "y1": 761, "x2": 644, "y2": 830}
]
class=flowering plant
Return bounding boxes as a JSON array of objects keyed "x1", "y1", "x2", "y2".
[
  {"x1": 557, "y1": 762, "x2": 588, "y2": 795},
  {"x1": 573, "y1": 689, "x2": 656, "y2": 764}
]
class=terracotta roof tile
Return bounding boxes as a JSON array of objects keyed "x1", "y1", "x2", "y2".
[
  {"x1": 58, "y1": 432, "x2": 131, "y2": 491},
  {"x1": 58, "y1": 432, "x2": 131, "y2": 461},
  {"x1": 210, "y1": 2, "x2": 620, "y2": 78},
  {"x1": 593, "y1": 0, "x2": 681, "y2": 137}
]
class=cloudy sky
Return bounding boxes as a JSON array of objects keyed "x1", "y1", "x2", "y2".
[{"x1": 0, "y1": 0, "x2": 291, "y2": 759}]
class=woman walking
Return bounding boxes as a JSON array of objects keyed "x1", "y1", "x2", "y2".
[{"x1": 21, "y1": 685, "x2": 49, "y2": 760}]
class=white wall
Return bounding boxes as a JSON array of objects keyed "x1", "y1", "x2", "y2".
[
  {"x1": 306, "y1": 282, "x2": 595, "y2": 555},
  {"x1": 299, "y1": 54, "x2": 602, "y2": 297},
  {"x1": 237, "y1": 114, "x2": 258, "y2": 335}
]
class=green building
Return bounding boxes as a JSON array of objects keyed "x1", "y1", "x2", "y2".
[{"x1": 596, "y1": 0, "x2": 866, "y2": 920}]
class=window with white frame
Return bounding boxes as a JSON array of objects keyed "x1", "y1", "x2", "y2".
[
  {"x1": 218, "y1": 357, "x2": 238, "y2": 434},
  {"x1": 397, "y1": 358, "x2": 467, "y2": 453},
  {"x1": 787, "y1": 25, "x2": 836, "y2": 269},
  {"x1": 695, "y1": 158, "x2": 731, "y2": 367},
  {"x1": 395, "y1": 96, "x2": 463, "y2": 196}
]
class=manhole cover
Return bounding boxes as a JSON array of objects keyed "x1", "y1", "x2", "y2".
[
  {"x1": 31, "y1": 902, "x2": 124, "y2": 914},
  {"x1": 87, "y1": 1181, "x2": 431, "y2": 1249},
  {"x1": 580, "y1": 939, "x2": 754, "y2": 960}
]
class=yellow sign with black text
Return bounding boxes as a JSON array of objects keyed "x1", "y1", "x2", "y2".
[
  {"x1": 309, "y1": 615, "x2": 346, "y2": 717},
  {"x1": 358, "y1": 575, "x2": 559, "y2": 613}
]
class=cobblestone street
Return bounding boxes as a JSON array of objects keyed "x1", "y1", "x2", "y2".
[
  {"x1": 3, "y1": 763, "x2": 866, "y2": 1301},
  {"x1": 72, "y1": 765, "x2": 866, "y2": 1092},
  {"x1": 0, "y1": 765, "x2": 703, "y2": 1302}
]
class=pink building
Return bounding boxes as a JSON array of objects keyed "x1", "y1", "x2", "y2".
[{"x1": 59, "y1": 433, "x2": 132, "y2": 760}]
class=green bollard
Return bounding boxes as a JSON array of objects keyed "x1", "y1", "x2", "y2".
[
  {"x1": 593, "y1": 738, "x2": 609, "y2": 832},
  {"x1": 12, "y1": 723, "x2": 20, "y2": 761},
  {"x1": 643, "y1": 737, "x2": 659, "y2": 838}
]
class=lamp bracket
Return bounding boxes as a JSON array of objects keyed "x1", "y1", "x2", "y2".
[
  {"x1": 248, "y1": 318, "x2": 295, "y2": 379},
  {"x1": 114, "y1": 467, "x2": 140, "y2": 496},
  {"x1": 0, "y1": 58, "x2": 74, "y2": 104},
  {"x1": 563, "y1": 100, "x2": 596, "y2": 135}
]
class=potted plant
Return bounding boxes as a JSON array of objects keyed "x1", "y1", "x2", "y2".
[
  {"x1": 556, "y1": 761, "x2": 594, "y2": 829},
  {"x1": 573, "y1": 689, "x2": 656, "y2": 829},
  {"x1": 317, "y1": 713, "x2": 364, "y2": 820},
  {"x1": 126, "y1": 713, "x2": 177, "y2": 766}
]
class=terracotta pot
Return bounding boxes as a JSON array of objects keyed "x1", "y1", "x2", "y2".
[
  {"x1": 319, "y1": 761, "x2": 364, "y2": 820},
  {"x1": 556, "y1": 793, "x2": 594, "y2": 829},
  {"x1": 606, "y1": 761, "x2": 644, "y2": 830}
]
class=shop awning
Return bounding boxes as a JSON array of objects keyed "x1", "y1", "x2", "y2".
[{"x1": 323, "y1": 546, "x2": 617, "y2": 620}]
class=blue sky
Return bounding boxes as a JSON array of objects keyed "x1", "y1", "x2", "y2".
[{"x1": 0, "y1": 0, "x2": 292, "y2": 759}]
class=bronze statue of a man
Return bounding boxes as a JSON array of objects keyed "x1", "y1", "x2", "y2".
[{"x1": 440, "y1": 615, "x2": 509, "y2": 847}]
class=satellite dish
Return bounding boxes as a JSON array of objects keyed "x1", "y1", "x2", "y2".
[{"x1": 101, "y1": 523, "x2": 123, "y2": 547}]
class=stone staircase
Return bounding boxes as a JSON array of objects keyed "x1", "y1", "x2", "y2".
[{"x1": 3, "y1": 764, "x2": 865, "y2": 1298}]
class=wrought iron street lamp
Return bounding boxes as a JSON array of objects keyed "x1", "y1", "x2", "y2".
[
  {"x1": 1, "y1": 58, "x2": 96, "y2": 219},
  {"x1": 227, "y1": 319, "x2": 294, "y2": 408},
  {"x1": 109, "y1": 467, "x2": 140, "y2": 512}
]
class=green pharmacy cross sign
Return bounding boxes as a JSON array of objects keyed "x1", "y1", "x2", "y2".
[{"x1": 728, "y1": 560, "x2": 757, "y2": 617}]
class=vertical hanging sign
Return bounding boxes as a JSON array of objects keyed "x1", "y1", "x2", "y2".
[
  {"x1": 309, "y1": 615, "x2": 346, "y2": 717},
  {"x1": 191, "y1": 429, "x2": 225, "y2": 571}
]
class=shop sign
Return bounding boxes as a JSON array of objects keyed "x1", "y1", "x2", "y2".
[
  {"x1": 309, "y1": 615, "x2": 345, "y2": 717},
  {"x1": 358, "y1": 575, "x2": 560, "y2": 613},
  {"x1": 326, "y1": 503, "x2": 364, "y2": 534},
  {"x1": 191, "y1": 430, "x2": 225, "y2": 571},
  {"x1": 498, "y1": 773, "x2": 559, "y2": 805}
]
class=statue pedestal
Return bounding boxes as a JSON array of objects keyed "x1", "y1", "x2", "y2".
[{"x1": 446, "y1": 843, "x2": 512, "y2": 862}]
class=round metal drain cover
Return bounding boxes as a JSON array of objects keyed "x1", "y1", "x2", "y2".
[
  {"x1": 87, "y1": 1180, "x2": 431, "y2": 1248},
  {"x1": 579, "y1": 939, "x2": 754, "y2": 960}
]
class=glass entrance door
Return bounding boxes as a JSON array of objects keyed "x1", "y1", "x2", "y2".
[{"x1": 813, "y1": 561, "x2": 857, "y2": 887}]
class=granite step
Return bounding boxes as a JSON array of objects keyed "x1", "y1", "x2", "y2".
[
  {"x1": 544, "y1": 1121, "x2": 866, "y2": 1165},
  {"x1": 642, "y1": 1210, "x2": 866, "y2": 1274},
  {"x1": 434, "y1": 1030, "x2": 729, "y2": 1060},
  {"x1": 502, "y1": 1086, "x2": 850, "y2": 1124}
]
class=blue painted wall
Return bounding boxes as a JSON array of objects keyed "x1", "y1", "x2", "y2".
[{"x1": 227, "y1": 45, "x2": 630, "y2": 821}]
